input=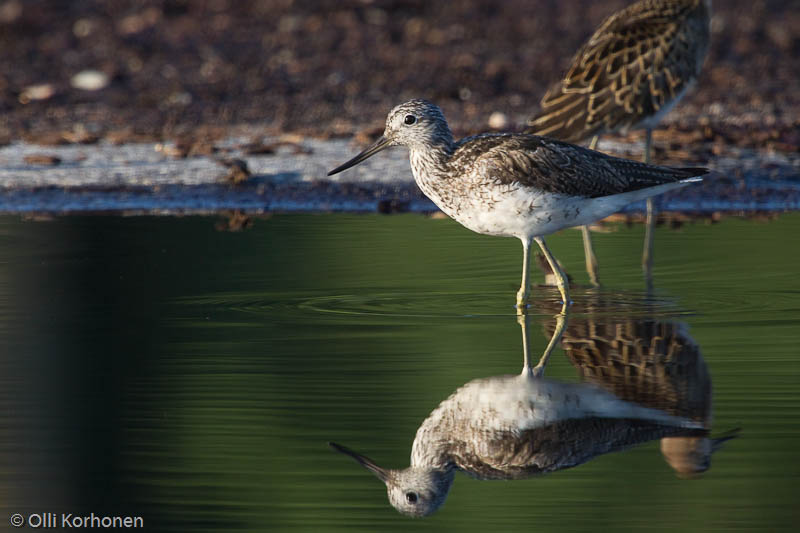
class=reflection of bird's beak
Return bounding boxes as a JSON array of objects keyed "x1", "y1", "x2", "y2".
[
  {"x1": 327, "y1": 135, "x2": 391, "y2": 176},
  {"x1": 329, "y1": 442, "x2": 390, "y2": 483}
]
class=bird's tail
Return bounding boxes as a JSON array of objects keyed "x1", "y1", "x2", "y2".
[{"x1": 671, "y1": 168, "x2": 708, "y2": 183}]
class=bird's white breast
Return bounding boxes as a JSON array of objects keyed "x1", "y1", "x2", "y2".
[
  {"x1": 410, "y1": 374, "x2": 701, "y2": 468},
  {"x1": 417, "y1": 374, "x2": 700, "y2": 438},
  {"x1": 410, "y1": 156, "x2": 585, "y2": 240}
]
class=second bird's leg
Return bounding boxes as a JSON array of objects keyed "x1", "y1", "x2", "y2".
[
  {"x1": 516, "y1": 237, "x2": 532, "y2": 314},
  {"x1": 534, "y1": 237, "x2": 570, "y2": 306},
  {"x1": 581, "y1": 135, "x2": 601, "y2": 287},
  {"x1": 642, "y1": 128, "x2": 655, "y2": 290},
  {"x1": 581, "y1": 226, "x2": 600, "y2": 287}
]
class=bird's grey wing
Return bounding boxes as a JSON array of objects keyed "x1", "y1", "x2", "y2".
[
  {"x1": 452, "y1": 418, "x2": 706, "y2": 480},
  {"x1": 475, "y1": 135, "x2": 706, "y2": 198},
  {"x1": 527, "y1": 0, "x2": 710, "y2": 140},
  {"x1": 449, "y1": 134, "x2": 515, "y2": 173}
]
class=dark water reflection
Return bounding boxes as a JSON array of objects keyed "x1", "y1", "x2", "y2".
[{"x1": 1, "y1": 214, "x2": 799, "y2": 532}]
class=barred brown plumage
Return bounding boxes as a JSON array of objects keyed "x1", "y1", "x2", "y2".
[{"x1": 526, "y1": 0, "x2": 711, "y2": 142}]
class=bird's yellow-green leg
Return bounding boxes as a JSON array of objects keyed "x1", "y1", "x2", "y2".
[
  {"x1": 516, "y1": 237, "x2": 532, "y2": 314},
  {"x1": 581, "y1": 135, "x2": 601, "y2": 287},
  {"x1": 534, "y1": 236, "x2": 570, "y2": 306},
  {"x1": 519, "y1": 302, "x2": 568, "y2": 378},
  {"x1": 642, "y1": 128, "x2": 655, "y2": 289}
]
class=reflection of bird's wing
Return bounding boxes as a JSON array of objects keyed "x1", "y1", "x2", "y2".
[
  {"x1": 453, "y1": 134, "x2": 706, "y2": 198},
  {"x1": 450, "y1": 418, "x2": 706, "y2": 480},
  {"x1": 534, "y1": 286, "x2": 713, "y2": 422},
  {"x1": 526, "y1": 0, "x2": 710, "y2": 141},
  {"x1": 557, "y1": 315, "x2": 712, "y2": 422},
  {"x1": 533, "y1": 272, "x2": 713, "y2": 422}
]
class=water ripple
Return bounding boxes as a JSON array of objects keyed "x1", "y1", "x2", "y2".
[{"x1": 175, "y1": 287, "x2": 696, "y2": 321}]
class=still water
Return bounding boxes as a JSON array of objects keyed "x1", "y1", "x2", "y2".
[{"x1": 1, "y1": 213, "x2": 799, "y2": 531}]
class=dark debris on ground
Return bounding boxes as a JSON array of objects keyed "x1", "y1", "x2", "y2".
[{"x1": 0, "y1": 0, "x2": 798, "y2": 154}]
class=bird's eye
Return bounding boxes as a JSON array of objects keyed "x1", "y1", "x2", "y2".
[
  {"x1": 405, "y1": 492, "x2": 418, "y2": 504},
  {"x1": 404, "y1": 115, "x2": 417, "y2": 125}
]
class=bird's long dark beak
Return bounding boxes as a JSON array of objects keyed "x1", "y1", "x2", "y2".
[
  {"x1": 328, "y1": 135, "x2": 391, "y2": 176},
  {"x1": 329, "y1": 442, "x2": 390, "y2": 483}
]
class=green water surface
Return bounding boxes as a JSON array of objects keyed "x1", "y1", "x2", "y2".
[{"x1": 0, "y1": 213, "x2": 799, "y2": 532}]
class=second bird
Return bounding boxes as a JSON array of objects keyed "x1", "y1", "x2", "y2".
[{"x1": 526, "y1": 0, "x2": 712, "y2": 285}]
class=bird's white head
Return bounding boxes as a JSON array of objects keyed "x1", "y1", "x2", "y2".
[
  {"x1": 383, "y1": 99, "x2": 453, "y2": 150},
  {"x1": 327, "y1": 99, "x2": 453, "y2": 176},
  {"x1": 329, "y1": 442, "x2": 455, "y2": 517}
]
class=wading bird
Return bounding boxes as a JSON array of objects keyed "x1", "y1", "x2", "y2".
[{"x1": 329, "y1": 100, "x2": 705, "y2": 311}]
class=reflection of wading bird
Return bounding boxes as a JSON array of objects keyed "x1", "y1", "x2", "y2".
[
  {"x1": 526, "y1": 0, "x2": 712, "y2": 286},
  {"x1": 328, "y1": 100, "x2": 706, "y2": 311},
  {"x1": 330, "y1": 311, "x2": 708, "y2": 518}
]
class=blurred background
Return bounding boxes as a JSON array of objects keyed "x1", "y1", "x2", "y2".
[{"x1": 1, "y1": 0, "x2": 798, "y2": 149}]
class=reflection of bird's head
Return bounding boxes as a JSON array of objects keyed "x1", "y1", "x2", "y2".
[
  {"x1": 661, "y1": 429, "x2": 740, "y2": 478},
  {"x1": 661, "y1": 436, "x2": 712, "y2": 477},
  {"x1": 329, "y1": 442, "x2": 455, "y2": 517},
  {"x1": 384, "y1": 466, "x2": 454, "y2": 517}
]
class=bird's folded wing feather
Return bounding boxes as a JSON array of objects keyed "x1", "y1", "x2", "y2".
[{"x1": 461, "y1": 135, "x2": 705, "y2": 198}]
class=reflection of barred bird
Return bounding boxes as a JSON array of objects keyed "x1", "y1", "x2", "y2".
[
  {"x1": 561, "y1": 314, "x2": 710, "y2": 422},
  {"x1": 561, "y1": 315, "x2": 717, "y2": 476},
  {"x1": 538, "y1": 257, "x2": 737, "y2": 476}
]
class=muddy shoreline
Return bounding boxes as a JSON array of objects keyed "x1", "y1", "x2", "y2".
[
  {"x1": 1, "y1": 1, "x2": 798, "y2": 151},
  {"x1": 0, "y1": 135, "x2": 797, "y2": 215}
]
